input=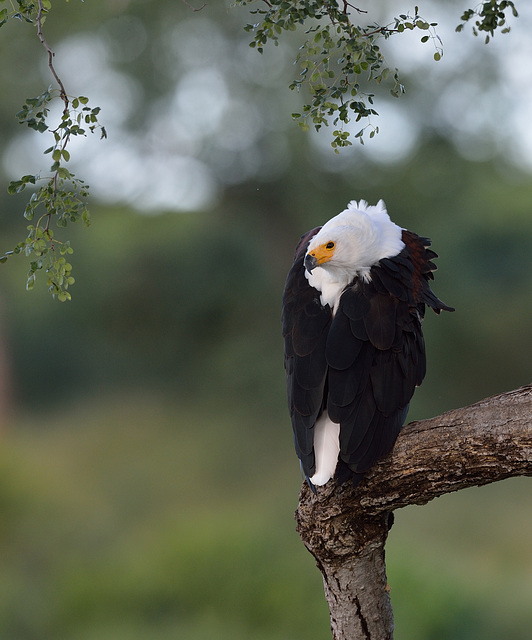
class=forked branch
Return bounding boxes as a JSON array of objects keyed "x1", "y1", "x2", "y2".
[{"x1": 296, "y1": 384, "x2": 532, "y2": 640}]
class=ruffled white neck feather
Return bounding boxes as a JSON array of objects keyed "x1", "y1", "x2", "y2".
[{"x1": 305, "y1": 199, "x2": 404, "y2": 312}]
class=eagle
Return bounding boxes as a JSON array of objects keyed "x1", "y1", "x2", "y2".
[{"x1": 282, "y1": 199, "x2": 454, "y2": 490}]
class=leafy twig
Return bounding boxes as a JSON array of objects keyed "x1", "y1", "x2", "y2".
[
  {"x1": 0, "y1": 0, "x2": 105, "y2": 301},
  {"x1": 238, "y1": 1, "x2": 442, "y2": 150},
  {"x1": 456, "y1": 0, "x2": 518, "y2": 42}
]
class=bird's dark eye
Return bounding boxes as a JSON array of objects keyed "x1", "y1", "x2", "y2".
[{"x1": 325, "y1": 241, "x2": 335, "y2": 250}]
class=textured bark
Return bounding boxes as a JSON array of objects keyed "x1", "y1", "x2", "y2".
[{"x1": 296, "y1": 385, "x2": 532, "y2": 640}]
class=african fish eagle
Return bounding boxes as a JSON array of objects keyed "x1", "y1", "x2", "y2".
[{"x1": 282, "y1": 199, "x2": 454, "y2": 490}]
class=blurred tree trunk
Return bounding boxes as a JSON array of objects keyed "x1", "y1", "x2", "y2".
[{"x1": 296, "y1": 384, "x2": 532, "y2": 640}]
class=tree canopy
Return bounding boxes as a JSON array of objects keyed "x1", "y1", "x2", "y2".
[{"x1": 0, "y1": 0, "x2": 520, "y2": 299}]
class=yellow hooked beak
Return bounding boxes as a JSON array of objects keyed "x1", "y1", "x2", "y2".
[{"x1": 305, "y1": 241, "x2": 336, "y2": 271}]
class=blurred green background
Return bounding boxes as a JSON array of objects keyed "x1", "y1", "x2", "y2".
[{"x1": 0, "y1": 1, "x2": 531, "y2": 639}]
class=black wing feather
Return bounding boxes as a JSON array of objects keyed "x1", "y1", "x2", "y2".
[
  {"x1": 363, "y1": 290, "x2": 398, "y2": 350},
  {"x1": 282, "y1": 228, "x2": 331, "y2": 477},
  {"x1": 326, "y1": 309, "x2": 364, "y2": 370}
]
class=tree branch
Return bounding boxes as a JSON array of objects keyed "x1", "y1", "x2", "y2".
[
  {"x1": 36, "y1": 0, "x2": 69, "y2": 110},
  {"x1": 296, "y1": 384, "x2": 532, "y2": 640},
  {"x1": 181, "y1": 0, "x2": 207, "y2": 11}
]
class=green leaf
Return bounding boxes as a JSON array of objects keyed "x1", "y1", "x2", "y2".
[
  {"x1": 8, "y1": 181, "x2": 23, "y2": 194},
  {"x1": 56, "y1": 167, "x2": 72, "y2": 180}
]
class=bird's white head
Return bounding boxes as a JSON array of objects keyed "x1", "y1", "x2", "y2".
[{"x1": 305, "y1": 200, "x2": 405, "y2": 283}]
